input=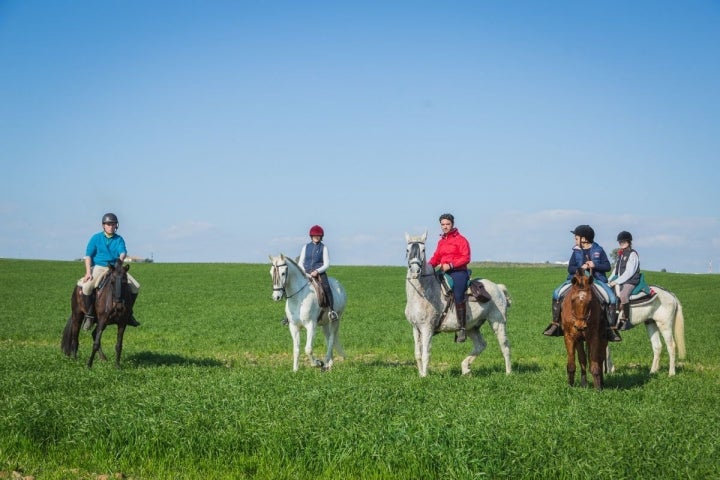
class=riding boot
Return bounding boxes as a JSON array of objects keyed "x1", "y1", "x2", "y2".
[
  {"x1": 618, "y1": 303, "x2": 632, "y2": 331},
  {"x1": 455, "y1": 302, "x2": 467, "y2": 343},
  {"x1": 543, "y1": 299, "x2": 563, "y2": 336},
  {"x1": 607, "y1": 304, "x2": 622, "y2": 342},
  {"x1": 82, "y1": 293, "x2": 96, "y2": 331},
  {"x1": 324, "y1": 282, "x2": 338, "y2": 321},
  {"x1": 127, "y1": 293, "x2": 141, "y2": 327}
]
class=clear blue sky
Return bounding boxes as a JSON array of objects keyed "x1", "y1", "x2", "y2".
[{"x1": 1, "y1": 1, "x2": 718, "y2": 273}]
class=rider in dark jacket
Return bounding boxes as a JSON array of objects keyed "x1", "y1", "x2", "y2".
[{"x1": 543, "y1": 225, "x2": 621, "y2": 342}]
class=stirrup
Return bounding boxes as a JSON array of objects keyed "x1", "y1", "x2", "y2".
[
  {"x1": 455, "y1": 328, "x2": 466, "y2": 343},
  {"x1": 328, "y1": 311, "x2": 339, "y2": 322}
]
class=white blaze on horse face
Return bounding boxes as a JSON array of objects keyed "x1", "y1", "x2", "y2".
[{"x1": 406, "y1": 240, "x2": 425, "y2": 278}]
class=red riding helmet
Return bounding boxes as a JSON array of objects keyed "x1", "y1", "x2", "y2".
[{"x1": 309, "y1": 225, "x2": 324, "y2": 237}]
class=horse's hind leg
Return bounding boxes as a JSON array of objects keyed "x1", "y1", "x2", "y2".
[
  {"x1": 489, "y1": 319, "x2": 512, "y2": 374},
  {"x1": 461, "y1": 329, "x2": 486, "y2": 375},
  {"x1": 321, "y1": 323, "x2": 335, "y2": 371},
  {"x1": 645, "y1": 322, "x2": 664, "y2": 375}
]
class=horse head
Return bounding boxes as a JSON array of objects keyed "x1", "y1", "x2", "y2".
[
  {"x1": 269, "y1": 254, "x2": 289, "y2": 302},
  {"x1": 568, "y1": 268, "x2": 594, "y2": 331},
  {"x1": 405, "y1": 232, "x2": 428, "y2": 279}
]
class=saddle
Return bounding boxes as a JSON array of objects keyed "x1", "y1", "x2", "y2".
[
  {"x1": 309, "y1": 277, "x2": 330, "y2": 308},
  {"x1": 438, "y1": 273, "x2": 491, "y2": 303}
]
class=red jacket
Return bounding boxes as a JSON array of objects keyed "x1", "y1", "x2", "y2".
[{"x1": 429, "y1": 228, "x2": 471, "y2": 270}]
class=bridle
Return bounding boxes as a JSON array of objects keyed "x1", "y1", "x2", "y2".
[
  {"x1": 271, "y1": 261, "x2": 309, "y2": 299},
  {"x1": 569, "y1": 284, "x2": 594, "y2": 330},
  {"x1": 406, "y1": 240, "x2": 437, "y2": 279}
]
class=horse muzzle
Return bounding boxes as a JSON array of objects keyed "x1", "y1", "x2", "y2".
[{"x1": 271, "y1": 288, "x2": 284, "y2": 302}]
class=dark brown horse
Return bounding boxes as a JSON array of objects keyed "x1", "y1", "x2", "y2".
[
  {"x1": 61, "y1": 259, "x2": 133, "y2": 368},
  {"x1": 561, "y1": 268, "x2": 607, "y2": 390}
]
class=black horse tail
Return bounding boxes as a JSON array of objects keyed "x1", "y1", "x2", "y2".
[{"x1": 61, "y1": 314, "x2": 74, "y2": 356}]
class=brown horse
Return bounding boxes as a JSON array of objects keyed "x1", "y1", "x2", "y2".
[
  {"x1": 61, "y1": 259, "x2": 134, "y2": 368},
  {"x1": 561, "y1": 268, "x2": 607, "y2": 390}
]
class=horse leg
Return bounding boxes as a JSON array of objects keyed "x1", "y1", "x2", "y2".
[
  {"x1": 656, "y1": 320, "x2": 677, "y2": 376},
  {"x1": 589, "y1": 344, "x2": 605, "y2": 390},
  {"x1": 489, "y1": 319, "x2": 512, "y2": 374},
  {"x1": 114, "y1": 325, "x2": 126, "y2": 368},
  {"x1": 461, "y1": 328, "x2": 486, "y2": 375},
  {"x1": 604, "y1": 345, "x2": 615, "y2": 374},
  {"x1": 645, "y1": 322, "x2": 664, "y2": 375},
  {"x1": 564, "y1": 337, "x2": 576, "y2": 386},
  {"x1": 412, "y1": 326, "x2": 423, "y2": 375},
  {"x1": 289, "y1": 323, "x2": 302, "y2": 372},
  {"x1": 304, "y1": 321, "x2": 322, "y2": 369},
  {"x1": 87, "y1": 324, "x2": 106, "y2": 368},
  {"x1": 578, "y1": 342, "x2": 588, "y2": 388},
  {"x1": 321, "y1": 323, "x2": 334, "y2": 372}
]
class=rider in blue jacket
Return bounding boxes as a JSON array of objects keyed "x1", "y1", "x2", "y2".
[{"x1": 543, "y1": 225, "x2": 621, "y2": 342}]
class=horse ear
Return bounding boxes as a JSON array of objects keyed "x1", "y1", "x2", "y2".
[
  {"x1": 280, "y1": 253, "x2": 286, "y2": 261},
  {"x1": 421, "y1": 231, "x2": 427, "y2": 242},
  {"x1": 405, "y1": 232, "x2": 410, "y2": 242}
]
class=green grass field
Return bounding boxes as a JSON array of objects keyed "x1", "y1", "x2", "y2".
[{"x1": 1, "y1": 259, "x2": 719, "y2": 479}]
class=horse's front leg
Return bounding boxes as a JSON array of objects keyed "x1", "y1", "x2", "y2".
[
  {"x1": 289, "y1": 323, "x2": 302, "y2": 372},
  {"x1": 578, "y1": 341, "x2": 588, "y2": 388},
  {"x1": 589, "y1": 345, "x2": 605, "y2": 390},
  {"x1": 115, "y1": 324, "x2": 126, "y2": 368},
  {"x1": 87, "y1": 324, "x2": 106, "y2": 368},
  {"x1": 564, "y1": 336, "x2": 576, "y2": 386},
  {"x1": 304, "y1": 321, "x2": 322, "y2": 369}
]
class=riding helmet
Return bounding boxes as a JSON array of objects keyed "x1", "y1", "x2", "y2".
[
  {"x1": 309, "y1": 225, "x2": 324, "y2": 237},
  {"x1": 102, "y1": 213, "x2": 119, "y2": 225},
  {"x1": 571, "y1": 224, "x2": 595, "y2": 242},
  {"x1": 617, "y1": 231, "x2": 633, "y2": 242}
]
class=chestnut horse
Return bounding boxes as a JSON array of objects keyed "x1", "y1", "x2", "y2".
[
  {"x1": 561, "y1": 268, "x2": 607, "y2": 389},
  {"x1": 61, "y1": 259, "x2": 134, "y2": 368}
]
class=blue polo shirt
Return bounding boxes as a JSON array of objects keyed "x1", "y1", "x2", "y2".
[{"x1": 85, "y1": 232, "x2": 127, "y2": 268}]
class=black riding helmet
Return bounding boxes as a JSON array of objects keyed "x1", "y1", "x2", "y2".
[
  {"x1": 617, "y1": 231, "x2": 633, "y2": 242},
  {"x1": 102, "y1": 213, "x2": 119, "y2": 226},
  {"x1": 571, "y1": 224, "x2": 595, "y2": 243}
]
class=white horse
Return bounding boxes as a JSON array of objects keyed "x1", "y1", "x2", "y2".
[
  {"x1": 605, "y1": 286, "x2": 686, "y2": 376},
  {"x1": 269, "y1": 254, "x2": 347, "y2": 372},
  {"x1": 405, "y1": 233, "x2": 512, "y2": 377}
]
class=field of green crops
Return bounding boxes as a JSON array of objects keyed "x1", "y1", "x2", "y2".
[{"x1": 1, "y1": 259, "x2": 719, "y2": 479}]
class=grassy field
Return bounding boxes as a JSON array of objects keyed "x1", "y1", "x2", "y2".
[{"x1": 1, "y1": 259, "x2": 719, "y2": 479}]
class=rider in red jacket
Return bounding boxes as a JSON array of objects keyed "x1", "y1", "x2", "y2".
[{"x1": 429, "y1": 213, "x2": 471, "y2": 343}]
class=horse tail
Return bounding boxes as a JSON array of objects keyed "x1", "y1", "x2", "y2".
[
  {"x1": 498, "y1": 284, "x2": 512, "y2": 308},
  {"x1": 61, "y1": 315, "x2": 74, "y2": 356},
  {"x1": 674, "y1": 299, "x2": 686, "y2": 361}
]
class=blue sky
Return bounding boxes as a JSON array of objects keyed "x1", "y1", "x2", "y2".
[{"x1": 1, "y1": 1, "x2": 718, "y2": 273}]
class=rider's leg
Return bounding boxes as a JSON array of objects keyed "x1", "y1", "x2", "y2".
[
  {"x1": 82, "y1": 292, "x2": 96, "y2": 331},
  {"x1": 455, "y1": 301, "x2": 467, "y2": 343},
  {"x1": 605, "y1": 302, "x2": 622, "y2": 342},
  {"x1": 449, "y1": 270, "x2": 469, "y2": 343},
  {"x1": 320, "y1": 273, "x2": 338, "y2": 321},
  {"x1": 543, "y1": 298, "x2": 563, "y2": 336}
]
